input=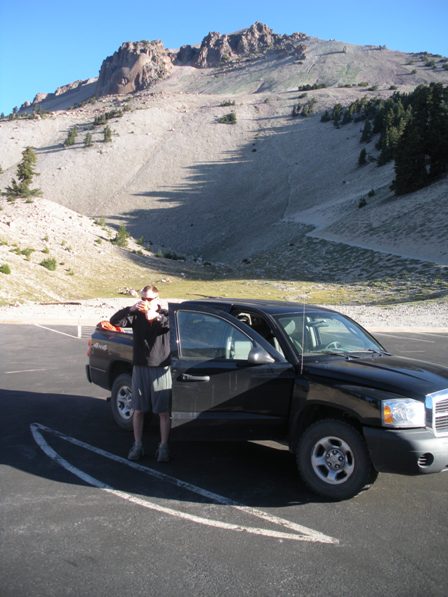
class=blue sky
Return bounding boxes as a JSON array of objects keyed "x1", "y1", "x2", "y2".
[{"x1": 1, "y1": 0, "x2": 447, "y2": 115}]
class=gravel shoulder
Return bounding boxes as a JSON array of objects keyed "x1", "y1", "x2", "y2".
[{"x1": 1, "y1": 298, "x2": 448, "y2": 333}]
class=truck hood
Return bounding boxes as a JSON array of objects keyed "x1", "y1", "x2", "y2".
[{"x1": 305, "y1": 354, "x2": 448, "y2": 398}]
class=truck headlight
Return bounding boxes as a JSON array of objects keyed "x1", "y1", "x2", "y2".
[{"x1": 382, "y1": 398, "x2": 425, "y2": 428}]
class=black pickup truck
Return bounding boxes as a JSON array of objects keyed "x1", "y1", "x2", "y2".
[{"x1": 86, "y1": 298, "x2": 448, "y2": 500}]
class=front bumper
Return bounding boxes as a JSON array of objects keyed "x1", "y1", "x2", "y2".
[{"x1": 364, "y1": 427, "x2": 448, "y2": 475}]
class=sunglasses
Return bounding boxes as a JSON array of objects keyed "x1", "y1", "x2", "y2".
[{"x1": 141, "y1": 296, "x2": 159, "y2": 302}]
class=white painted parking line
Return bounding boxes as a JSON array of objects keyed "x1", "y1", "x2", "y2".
[
  {"x1": 420, "y1": 332, "x2": 448, "y2": 338},
  {"x1": 34, "y1": 323, "x2": 82, "y2": 339},
  {"x1": 5, "y1": 368, "x2": 53, "y2": 374},
  {"x1": 31, "y1": 423, "x2": 339, "y2": 545},
  {"x1": 377, "y1": 333, "x2": 434, "y2": 343}
]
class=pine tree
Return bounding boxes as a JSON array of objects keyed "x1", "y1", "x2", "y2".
[
  {"x1": 394, "y1": 121, "x2": 427, "y2": 194},
  {"x1": 332, "y1": 104, "x2": 343, "y2": 126},
  {"x1": 358, "y1": 148, "x2": 367, "y2": 166},
  {"x1": 360, "y1": 119, "x2": 373, "y2": 142},
  {"x1": 103, "y1": 125, "x2": 112, "y2": 142},
  {"x1": 64, "y1": 126, "x2": 78, "y2": 147},
  {"x1": 426, "y1": 83, "x2": 448, "y2": 179},
  {"x1": 3, "y1": 147, "x2": 42, "y2": 198}
]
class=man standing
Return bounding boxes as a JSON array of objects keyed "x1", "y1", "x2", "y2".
[{"x1": 110, "y1": 285, "x2": 171, "y2": 462}]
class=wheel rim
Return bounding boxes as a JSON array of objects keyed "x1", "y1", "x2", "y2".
[
  {"x1": 310, "y1": 435, "x2": 355, "y2": 485},
  {"x1": 116, "y1": 385, "x2": 133, "y2": 421}
]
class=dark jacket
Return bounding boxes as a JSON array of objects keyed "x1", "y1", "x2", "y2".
[{"x1": 110, "y1": 306, "x2": 170, "y2": 367}]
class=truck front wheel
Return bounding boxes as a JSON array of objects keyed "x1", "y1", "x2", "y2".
[
  {"x1": 111, "y1": 373, "x2": 134, "y2": 431},
  {"x1": 297, "y1": 419, "x2": 376, "y2": 500}
]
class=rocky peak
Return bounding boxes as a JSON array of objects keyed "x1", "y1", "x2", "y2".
[
  {"x1": 176, "y1": 21, "x2": 307, "y2": 67},
  {"x1": 22, "y1": 23, "x2": 308, "y2": 110},
  {"x1": 96, "y1": 40, "x2": 173, "y2": 97}
]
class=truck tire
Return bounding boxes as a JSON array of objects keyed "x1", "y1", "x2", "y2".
[
  {"x1": 296, "y1": 419, "x2": 376, "y2": 500},
  {"x1": 111, "y1": 373, "x2": 134, "y2": 431}
]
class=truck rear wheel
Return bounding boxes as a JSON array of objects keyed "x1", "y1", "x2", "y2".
[
  {"x1": 297, "y1": 419, "x2": 376, "y2": 500},
  {"x1": 111, "y1": 373, "x2": 134, "y2": 431}
]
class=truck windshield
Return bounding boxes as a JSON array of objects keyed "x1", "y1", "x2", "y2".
[{"x1": 275, "y1": 312, "x2": 385, "y2": 356}]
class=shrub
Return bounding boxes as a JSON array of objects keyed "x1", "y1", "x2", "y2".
[
  {"x1": 297, "y1": 83, "x2": 327, "y2": 91},
  {"x1": 293, "y1": 98, "x2": 317, "y2": 117},
  {"x1": 64, "y1": 127, "x2": 78, "y2": 147},
  {"x1": 219, "y1": 100, "x2": 235, "y2": 107},
  {"x1": 155, "y1": 250, "x2": 185, "y2": 261},
  {"x1": 111, "y1": 224, "x2": 129, "y2": 247},
  {"x1": 218, "y1": 112, "x2": 237, "y2": 124},
  {"x1": 40, "y1": 257, "x2": 57, "y2": 271},
  {"x1": 103, "y1": 125, "x2": 113, "y2": 142},
  {"x1": 20, "y1": 247, "x2": 35, "y2": 259},
  {"x1": 93, "y1": 110, "x2": 123, "y2": 126},
  {"x1": 94, "y1": 114, "x2": 107, "y2": 126},
  {"x1": 0, "y1": 263, "x2": 11, "y2": 274}
]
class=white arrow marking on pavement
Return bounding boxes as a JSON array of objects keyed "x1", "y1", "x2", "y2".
[{"x1": 30, "y1": 423, "x2": 339, "y2": 544}]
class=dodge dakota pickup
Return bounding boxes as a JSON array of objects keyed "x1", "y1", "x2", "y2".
[{"x1": 86, "y1": 298, "x2": 448, "y2": 500}]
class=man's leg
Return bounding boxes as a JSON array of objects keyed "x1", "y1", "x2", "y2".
[
  {"x1": 128, "y1": 367, "x2": 150, "y2": 460},
  {"x1": 133, "y1": 410, "x2": 145, "y2": 444},
  {"x1": 128, "y1": 409, "x2": 145, "y2": 460},
  {"x1": 159, "y1": 411, "x2": 171, "y2": 445},
  {"x1": 157, "y1": 412, "x2": 171, "y2": 462}
]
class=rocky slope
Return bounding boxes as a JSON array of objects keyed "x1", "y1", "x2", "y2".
[
  {"x1": 0, "y1": 197, "x2": 209, "y2": 304},
  {"x1": 1, "y1": 23, "x2": 447, "y2": 304}
]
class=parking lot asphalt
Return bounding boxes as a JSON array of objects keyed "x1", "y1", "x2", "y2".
[{"x1": 1, "y1": 323, "x2": 447, "y2": 597}]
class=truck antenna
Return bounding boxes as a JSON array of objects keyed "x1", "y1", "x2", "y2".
[{"x1": 301, "y1": 296, "x2": 306, "y2": 375}]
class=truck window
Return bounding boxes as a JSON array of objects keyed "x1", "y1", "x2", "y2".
[
  {"x1": 176, "y1": 311, "x2": 254, "y2": 360},
  {"x1": 276, "y1": 312, "x2": 383, "y2": 355},
  {"x1": 234, "y1": 310, "x2": 284, "y2": 356}
]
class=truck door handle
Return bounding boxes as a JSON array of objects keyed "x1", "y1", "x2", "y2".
[{"x1": 180, "y1": 373, "x2": 210, "y2": 382}]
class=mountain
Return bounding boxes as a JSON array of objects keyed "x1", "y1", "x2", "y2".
[{"x1": 1, "y1": 22, "x2": 447, "y2": 304}]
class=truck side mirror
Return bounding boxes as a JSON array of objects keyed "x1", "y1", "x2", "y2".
[{"x1": 248, "y1": 346, "x2": 275, "y2": 364}]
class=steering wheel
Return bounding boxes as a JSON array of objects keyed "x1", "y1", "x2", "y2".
[{"x1": 324, "y1": 341, "x2": 343, "y2": 351}]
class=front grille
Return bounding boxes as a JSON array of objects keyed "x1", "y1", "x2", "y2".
[{"x1": 426, "y1": 390, "x2": 448, "y2": 436}]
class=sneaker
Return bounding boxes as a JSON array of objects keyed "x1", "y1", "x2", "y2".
[
  {"x1": 128, "y1": 443, "x2": 144, "y2": 461},
  {"x1": 156, "y1": 443, "x2": 170, "y2": 463}
]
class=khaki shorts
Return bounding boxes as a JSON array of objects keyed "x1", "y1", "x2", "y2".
[{"x1": 131, "y1": 366, "x2": 172, "y2": 414}]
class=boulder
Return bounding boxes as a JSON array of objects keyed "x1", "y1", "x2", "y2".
[{"x1": 96, "y1": 40, "x2": 173, "y2": 97}]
